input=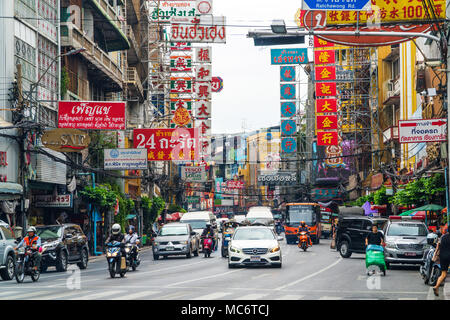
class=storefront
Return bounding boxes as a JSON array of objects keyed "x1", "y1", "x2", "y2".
[{"x1": 0, "y1": 182, "x2": 23, "y2": 236}]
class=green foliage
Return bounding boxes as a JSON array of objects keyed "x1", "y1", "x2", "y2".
[
  {"x1": 79, "y1": 185, "x2": 116, "y2": 209},
  {"x1": 168, "y1": 203, "x2": 185, "y2": 213},
  {"x1": 141, "y1": 196, "x2": 165, "y2": 233},
  {"x1": 60, "y1": 67, "x2": 69, "y2": 98},
  {"x1": 392, "y1": 174, "x2": 446, "y2": 207},
  {"x1": 88, "y1": 132, "x2": 117, "y2": 169},
  {"x1": 354, "y1": 193, "x2": 375, "y2": 207},
  {"x1": 373, "y1": 186, "x2": 392, "y2": 205}
]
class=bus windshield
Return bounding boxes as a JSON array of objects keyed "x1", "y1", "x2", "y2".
[{"x1": 287, "y1": 205, "x2": 315, "y2": 226}]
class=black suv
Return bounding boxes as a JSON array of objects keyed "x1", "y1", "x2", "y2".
[
  {"x1": 36, "y1": 224, "x2": 89, "y2": 272},
  {"x1": 336, "y1": 216, "x2": 388, "y2": 258}
]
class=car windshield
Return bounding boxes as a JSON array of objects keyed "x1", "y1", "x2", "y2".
[
  {"x1": 159, "y1": 226, "x2": 188, "y2": 236},
  {"x1": 233, "y1": 228, "x2": 275, "y2": 240},
  {"x1": 184, "y1": 220, "x2": 207, "y2": 230},
  {"x1": 247, "y1": 218, "x2": 273, "y2": 225},
  {"x1": 387, "y1": 223, "x2": 428, "y2": 237},
  {"x1": 36, "y1": 226, "x2": 62, "y2": 240},
  {"x1": 287, "y1": 205, "x2": 314, "y2": 225}
]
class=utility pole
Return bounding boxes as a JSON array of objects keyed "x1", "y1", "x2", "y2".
[{"x1": 16, "y1": 64, "x2": 27, "y2": 230}]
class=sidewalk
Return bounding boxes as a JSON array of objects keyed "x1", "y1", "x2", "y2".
[
  {"x1": 444, "y1": 278, "x2": 450, "y2": 300},
  {"x1": 88, "y1": 246, "x2": 152, "y2": 262}
]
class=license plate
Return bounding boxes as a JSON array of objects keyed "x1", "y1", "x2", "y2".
[
  {"x1": 166, "y1": 246, "x2": 174, "y2": 251},
  {"x1": 405, "y1": 252, "x2": 417, "y2": 256},
  {"x1": 250, "y1": 256, "x2": 261, "y2": 262}
]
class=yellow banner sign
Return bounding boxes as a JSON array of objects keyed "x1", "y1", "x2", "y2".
[{"x1": 326, "y1": 0, "x2": 445, "y2": 25}]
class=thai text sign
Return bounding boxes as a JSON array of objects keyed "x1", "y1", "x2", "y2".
[
  {"x1": 104, "y1": 149, "x2": 148, "y2": 170},
  {"x1": 271, "y1": 48, "x2": 308, "y2": 65},
  {"x1": 182, "y1": 166, "x2": 207, "y2": 182},
  {"x1": 398, "y1": 119, "x2": 447, "y2": 143},
  {"x1": 171, "y1": 17, "x2": 226, "y2": 43},
  {"x1": 150, "y1": 1, "x2": 196, "y2": 23},
  {"x1": 258, "y1": 171, "x2": 297, "y2": 186},
  {"x1": 311, "y1": 188, "x2": 342, "y2": 201},
  {"x1": 58, "y1": 101, "x2": 125, "y2": 130},
  {"x1": 33, "y1": 194, "x2": 73, "y2": 208},
  {"x1": 133, "y1": 128, "x2": 199, "y2": 161}
]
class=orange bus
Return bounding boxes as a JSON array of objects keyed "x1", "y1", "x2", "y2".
[{"x1": 283, "y1": 203, "x2": 321, "y2": 245}]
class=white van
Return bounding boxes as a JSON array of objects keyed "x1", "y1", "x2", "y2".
[
  {"x1": 246, "y1": 206, "x2": 275, "y2": 227},
  {"x1": 180, "y1": 211, "x2": 217, "y2": 236}
]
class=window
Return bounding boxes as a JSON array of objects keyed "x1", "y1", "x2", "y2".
[
  {"x1": 36, "y1": 226, "x2": 62, "y2": 241},
  {"x1": 0, "y1": 227, "x2": 14, "y2": 240},
  {"x1": 349, "y1": 220, "x2": 363, "y2": 230},
  {"x1": 363, "y1": 221, "x2": 373, "y2": 231},
  {"x1": 387, "y1": 223, "x2": 428, "y2": 237},
  {"x1": 233, "y1": 228, "x2": 275, "y2": 241},
  {"x1": 159, "y1": 226, "x2": 188, "y2": 236}
]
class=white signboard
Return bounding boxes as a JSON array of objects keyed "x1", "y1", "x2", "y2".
[
  {"x1": 33, "y1": 194, "x2": 73, "y2": 208},
  {"x1": 104, "y1": 149, "x2": 148, "y2": 170},
  {"x1": 182, "y1": 166, "x2": 207, "y2": 182},
  {"x1": 150, "y1": 1, "x2": 197, "y2": 23},
  {"x1": 171, "y1": 16, "x2": 226, "y2": 43},
  {"x1": 196, "y1": 0, "x2": 213, "y2": 14},
  {"x1": 398, "y1": 119, "x2": 447, "y2": 144}
]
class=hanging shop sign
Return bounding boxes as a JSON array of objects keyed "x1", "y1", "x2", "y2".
[
  {"x1": 226, "y1": 180, "x2": 244, "y2": 189},
  {"x1": 196, "y1": 47, "x2": 212, "y2": 63},
  {"x1": 281, "y1": 102, "x2": 296, "y2": 118},
  {"x1": 196, "y1": 0, "x2": 213, "y2": 15},
  {"x1": 58, "y1": 101, "x2": 126, "y2": 130},
  {"x1": 311, "y1": 188, "x2": 342, "y2": 201},
  {"x1": 281, "y1": 137, "x2": 297, "y2": 153},
  {"x1": 195, "y1": 82, "x2": 212, "y2": 100},
  {"x1": 281, "y1": 120, "x2": 297, "y2": 136},
  {"x1": 316, "y1": 115, "x2": 338, "y2": 130},
  {"x1": 171, "y1": 99, "x2": 193, "y2": 128},
  {"x1": 104, "y1": 149, "x2": 148, "y2": 170},
  {"x1": 313, "y1": 35, "x2": 335, "y2": 48},
  {"x1": 170, "y1": 55, "x2": 193, "y2": 72},
  {"x1": 170, "y1": 16, "x2": 226, "y2": 43},
  {"x1": 317, "y1": 131, "x2": 339, "y2": 146},
  {"x1": 316, "y1": 99, "x2": 338, "y2": 114},
  {"x1": 196, "y1": 65, "x2": 212, "y2": 81},
  {"x1": 315, "y1": 82, "x2": 337, "y2": 97},
  {"x1": 41, "y1": 128, "x2": 90, "y2": 153},
  {"x1": 181, "y1": 166, "x2": 207, "y2": 182},
  {"x1": 150, "y1": 1, "x2": 197, "y2": 23},
  {"x1": 170, "y1": 42, "x2": 192, "y2": 51},
  {"x1": 33, "y1": 194, "x2": 73, "y2": 208},
  {"x1": 195, "y1": 100, "x2": 211, "y2": 119},
  {"x1": 258, "y1": 171, "x2": 297, "y2": 186},
  {"x1": 314, "y1": 50, "x2": 336, "y2": 65},
  {"x1": 271, "y1": 48, "x2": 308, "y2": 65},
  {"x1": 133, "y1": 128, "x2": 199, "y2": 161},
  {"x1": 280, "y1": 66, "x2": 296, "y2": 82},
  {"x1": 211, "y1": 76, "x2": 224, "y2": 92},
  {"x1": 398, "y1": 118, "x2": 447, "y2": 143},
  {"x1": 314, "y1": 66, "x2": 336, "y2": 81},
  {"x1": 325, "y1": 145, "x2": 345, "y2": 167},
  {"x1": 170, "y1": 77, "x2": 193, "y2": 93},
  {"x1": 280, "y1": 84, "x2": 296, "y2": 100}
]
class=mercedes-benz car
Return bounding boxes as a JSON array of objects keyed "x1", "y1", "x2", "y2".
[{"x1": 228, "y1": 226, "x2": 283, "y2": 268}]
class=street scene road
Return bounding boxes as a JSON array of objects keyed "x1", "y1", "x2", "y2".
[{"x1": 0, "y1": 238, "x2": 442, "y2": 300}]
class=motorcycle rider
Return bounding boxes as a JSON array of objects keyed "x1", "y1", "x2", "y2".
[
  {"x1": 201, "y1": 223, "x2": 216, "y2": 251},
  {"x1": 297, "y1": 221, "x2": 312, "y2": 246},
  {"x1": 124, "y1": 225, "x2": 140, "y2": 261},
  {"x1": 105, "y1": 223, "x2": 126, "y2": 259},
  {"x1": 15, "y1": 226, "x2": 42, "y2": 271}
]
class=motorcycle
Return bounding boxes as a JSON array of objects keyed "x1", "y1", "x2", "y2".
[
  {"x1": 106, "y1": 241, "x2": 127, "y2": 278},
  {"x1": 125, "y1": 240, "x2": 141, "y2": 271},
  {"x1": 298, "y1": 231, "x2": 309, "y2": 252},
  {"x1": 15, "y1": 246, "x2": 40, "y2": 283},
  {"x1": 222, "y1": 233, "x2": 232, "y2": 258},
  {"x1": 420, "y1": 245, "x2": 441, "y2": 286},
  {"x1": 202, "y1": 236, "x2": 213, "y2": 258},
  {"x1": 275, "y1": 223, "x2": 284, "y2": 235}
]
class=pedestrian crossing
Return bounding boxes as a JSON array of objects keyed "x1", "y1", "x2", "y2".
[{"x1": 0, "y1": 288, "x2": 428, "y2": 300}]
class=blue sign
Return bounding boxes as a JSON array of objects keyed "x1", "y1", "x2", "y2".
[
  {"x1": 281, "y1": 102, "x2": 296, "y2": 118},
  {"x1": 280, "y1": 84, "x2": 296, "y2": 100},
  {"x1": 271, "y1": 48, "x2": 308, "y2": 65},
  {"x1": 280, "y1": 66, "x2": 296, "y2": 82},
  {"x1": 281, "y1": 120, "x2": 297, "y2": 136},
  {"x1": 303, "y1": 0, "x2": 370, "y2": 10},
  {"x1": 281, "y1": 137, "x2": 297, "y2": 153}
]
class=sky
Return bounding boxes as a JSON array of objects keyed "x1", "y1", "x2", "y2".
[{"x1": 211, "y1": 0, "x2": 309, "y2": 135}]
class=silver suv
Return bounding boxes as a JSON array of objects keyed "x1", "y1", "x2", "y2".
[
  {"x1": 0, "y1": 222, "x2": 17, "y2": 280},
  {"x1": 383, "y1": 218, "x2": 429, "y2": 268}
]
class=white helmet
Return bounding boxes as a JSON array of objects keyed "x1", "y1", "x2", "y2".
[
  {"x1": 427, "y1": 233, "x2": 438, "y2": 246},
  {"x1": 27, "y1": 226, "x2": 36, "y2": 233},
  {"x1": 111, "y1": 224, "x2": 121, "y2": 235}
]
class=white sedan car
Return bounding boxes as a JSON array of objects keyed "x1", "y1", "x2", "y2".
[{"x1": 228, "y1": 226, "x2": 283, "y2": 268}]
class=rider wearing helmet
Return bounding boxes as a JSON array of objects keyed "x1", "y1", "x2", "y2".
[
  {"x1": 201, "y1": 223, "x2": 216, "y2": 251},
  {"x1": 15, "y1": 226, "x2": 42, "y2": 271},
  {"x1": 106, "y1": 224, "x2": 126, "y2": 258},
  {"x1": 297, "y1": 221, "x2": 312, "y2": 246},
  {"x1": 427, "y1": 232, "x2": 439, "y2": 247}
]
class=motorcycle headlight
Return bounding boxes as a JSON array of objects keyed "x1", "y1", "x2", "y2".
[
  {"x1": 153, "y1": 242, "x2": 158, "y2": 246},
  {"x1": 385, "y1": 242, "x2": 397, "y2": 249},
  {"x1": 125, "y1": 248, "x2": 130, "y2": 253},
  {"x1": 270, "y1": 246, "x2": 280, "y2": 253},
  {"x1": 229, "y1": 246, "x2": 241, "y2": 253},
  {"x1": 112, "y1": 252, "x2": 118, "y2": 257}
]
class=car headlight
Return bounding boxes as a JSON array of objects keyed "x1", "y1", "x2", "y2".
[
  {"x1": 385, "y1": 242, "x2": 397, "y2": 249},
  {"x1": 270, "y1": 246, "x2": 280, "y2": 253},
  {"x1": 153, "y1": 242, "x2": 158, "y2": 246},
  {"x1": 182, "y1": 240, "x2": 189, "y2": 245},
  {"x1": 229, "y1": 246, "x2": 241, "y2": 253},
  {"x1": 42, "y1": 241, "x2": 58, "y2": 252}
]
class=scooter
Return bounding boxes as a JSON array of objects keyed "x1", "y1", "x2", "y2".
[
  {"x1": 420, "y1": 244, "x2": 441, "y2": 286},
  {"x1": 106, "y1": 241, "x2": 127, "y2": 278},
  {"x1": 298, "y1": 231, "x2": 309, "y2": 252},
  {"x1": 125, "y1": 242, "x2": 141, "y2": 271},
  {"x1": 202, "y1": 236, "x2": 213, "y2": 258},
  {"x1": 15, "y1": 246, "x2": 40, "y2": 283}
]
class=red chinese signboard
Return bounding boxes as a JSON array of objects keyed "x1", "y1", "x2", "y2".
[
  {"x1": 315, "y1": 82, "x2": 337, "y2": 97},
  {"x1": 133, "y1": 128, "x2": 199, "y2": 161},
  {"x1": 317, "y1": 131, "x2": 339, "y2": 146},
  {"x1": 315, "y1": 66, "x2": 336, "y2": 81},
  {"x1": 226, "y1": 180, "x2": 244, "y2": 189},
  {"x1": 314, "y1": 50, "x2": 336, "y2": 65},
  {"x1": 314, "y1": 36, "x2": 334, "y2": 48},
  {"x1": 316, "y1": 115, "x2": 338, "y2": 130},
  {"x1": 316, "y1": 99, "x2": 338, "y2": 113},
  {"x1": 58, "y1": 101, "x2": 126, "y2": 130}
]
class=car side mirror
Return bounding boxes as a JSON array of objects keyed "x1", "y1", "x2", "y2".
[{"x1": 190, "y1": 231, "x2": 196, "y2": 236}]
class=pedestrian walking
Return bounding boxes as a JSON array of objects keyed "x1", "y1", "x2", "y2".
[{"x1": 433, "y1": 231, "x2": 450, "y2": 296}]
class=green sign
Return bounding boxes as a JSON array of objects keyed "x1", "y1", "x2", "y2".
[{"x1": 187, "y1": 196, "x2": 200, "y2": 203}]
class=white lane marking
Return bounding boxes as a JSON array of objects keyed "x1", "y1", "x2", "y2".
[
  {"x1": 319, "y1": 296, "x2": 342, "y2": 300},
  {"x1": 251, "y1": 273, "x2": 271, "y2": 280},
  {"x1": 235, "y1": 293, "x2": 269, "y2": 300},
  {"x1": 165, "y1": 269, "x2": 244, "y2": 287},
  {"x1": 275, "y1": 295, "x2": 304, "y2": 300},
  {"x1": 0, "y1": 291, "x2": 20, "y2": 297},
  {"x1": 398, "y1": 297, "x2": 418, "y2": 300},
  {"x1": 0, "y1": 290, "x2": 51, "y2": 300},
  {"x1": 70, "y1": 290, "x2": 123, "y2": 300},
  {"x1": 34, "y1": 290, "x2": 93, "y2": 300},
  {"x1": 193, "y1": 292, "x2": 232, "y2": 300},
  {"x1": 158, "y1": 291, "x2": 190, "y2": 300},
  {"x1": 275, "y1": 258, "x2": 343, "y2": 291},
  {"x1": 112, "y1": 291, "x2": 160, "y2": 300}
]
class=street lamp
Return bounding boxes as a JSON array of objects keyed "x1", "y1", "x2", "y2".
[{"x1": 271, "y1": 20, "x2": 287, "y2": 34}]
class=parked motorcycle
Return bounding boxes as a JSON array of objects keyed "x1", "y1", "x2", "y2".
[
  {"x1": 298, "y1": 231, "x2": 309, "y2": 252},
  {"x1": 202, "y1": 236, "x2": 213, "y2": 258},
  {"x1": 106, "y1": 241, "x2": 127, "y2": 278},
  {"x1": 15, "y1": 246, "x2": 40, "y2": 283},
  {"x1": 125, "y1": 241, "x2": 140, "y2": 271},
  {"x1": 420, "y1": 233, "x2": 441, "y2": 286}
]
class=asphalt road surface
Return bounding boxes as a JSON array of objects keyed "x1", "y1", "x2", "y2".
[{"x1": 0, "y1": 237, "x2": 444, "y2": 300}]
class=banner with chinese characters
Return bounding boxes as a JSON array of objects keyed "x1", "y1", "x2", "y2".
[
  {"x1": 170, "y1": 77, "x2": 193, "y2": 93},
  {"x1": 314, "y1": 50, "x2": 336, "y2": 65},
  {"x1": 317, "y1": 131, "x2": 339, "y2": 146},
  {"x1": 280, "y1": 84, "x2": 296, "y2": 100},
  {"x1": 170, "y1": 42, "x2": 192, "y2": 51},
  {"x1": 316, "y1": 115, "x2": 338, "y2": 130},
  {"x1": 316, "y1": 99, "x2": 338, "y2": 113},
  {"x1": 170, "y1": 55, "x2": 192, "y2": 72},
  {"x1": 280, "y1": 66, "x2": 296, "y2": 82},
  {"x1": 170, "y1": 99, "x2": 193, "y2": 128},
  {"x1": 281, "y1": 102, "x2": 296, "y2": 118},
  {"x1": 281, "y1": 120, "x2": 297, "y2": 135},
  {"x1": 315, "y1": 82, "x2": 337, "y2": 97},
  {"x1": 195, "y1": 100, "x2": 211, "y2": 119},
  {"x1": 195, "y1": 64, "x2": 212, "y2": 81},
  {"x1": 196, "y1": 47, "x2": 212, "y2": 63},
  {"x1": 314, "y1": 66, "x2": 336, "y2": 81}
]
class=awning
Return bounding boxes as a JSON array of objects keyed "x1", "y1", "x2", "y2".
[
  {"x1": 126, "y1": 214, "x2": 136, "y2": 220},
  {"x1": 0, "y1": 182, "x2": 23, "y2": 200}
]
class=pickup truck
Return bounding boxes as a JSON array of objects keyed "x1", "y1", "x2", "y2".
[{"x1": 0, "y1": 221, "x2": 17, "y2": 280}]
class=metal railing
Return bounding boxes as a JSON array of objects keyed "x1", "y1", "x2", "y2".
[{"x1": 67, "y1": 69, "x2": 89, "y2": 100}]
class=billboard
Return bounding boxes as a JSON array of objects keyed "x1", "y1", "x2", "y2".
[
  {"x1": 258, "y1": 171, "x2": 297, "y2": 186},
  {"x1": 170, "y1": 17, "x2": 226, "y2": 43},
  {"x1": 104, "y1": 149, "x2": 148, "y2": 170},
  {"x1": 271, "y1": 48, "x2": 308, "y2": 65},
  {"x1": 181, "y1": 166, "x2": 207, "y2": 182},
  {"x1": 58, "y1": 101, "x2": 126, "y2": 130},
  {"x1": 398, "y1": 119, "x2": 447, "y2": 143}
]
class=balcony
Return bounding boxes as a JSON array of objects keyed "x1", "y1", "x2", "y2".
[
  {"x1": 383, "y1": 126, "x2": 399, "y2": 144},
  {"x1": 126, "y1": 26, "x2": 140, "y2": 64},
  {"x1": 126, "y1": 67, "x2": 144, "y2": 100},
  {"x1": 61, "y1": 22, "x2": 124, "y2": 92},
  {"x1": 66, "y1": 69, "x2": 89, "y2": 100},
  {"x1": 383, "y1": 79, "x2": 400, "y2": 105}
]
